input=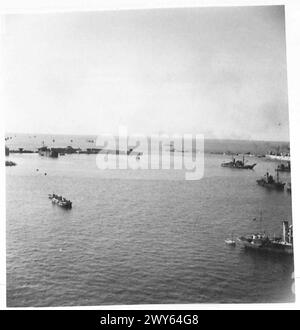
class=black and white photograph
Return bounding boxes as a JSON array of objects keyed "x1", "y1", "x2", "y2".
[{"x1": 2, "y1": 1, "x2": 298, "y2": 308}]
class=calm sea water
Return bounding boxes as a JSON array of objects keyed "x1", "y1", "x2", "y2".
[{"x1": 6, "y1": 134, "x2": 294, "y2": 306}]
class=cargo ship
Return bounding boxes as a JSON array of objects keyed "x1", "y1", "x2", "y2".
[
  {"x1": 221, "y1": 156, "x2": 256, "y2": 169},
  {"x1": 238, "y1": 221, "x2": 293, "y2": 255}
]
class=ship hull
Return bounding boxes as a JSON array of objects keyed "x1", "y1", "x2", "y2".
[
  {"x1": 221, "y1": 163, "x2": 256, "y2": 169},
  {"x1": 275, "y1": 168, "x2": 290, "y2": 172},
  {"x1": 256, "y1": 179, "x2": 285, "y2": 190},
  {"x1": 238, "y1": 238, "x2": 293, "y2": 255},
  {"x1": 242, "y1": 243, "x2": 293, "y2": 255},
  {"x1": 52, "y1": 198, "x2": 72, "y2": 209}
]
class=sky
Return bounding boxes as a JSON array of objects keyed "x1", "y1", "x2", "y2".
[{"x1": 1, "y1": 5, "x2": 290, "y2": 141}]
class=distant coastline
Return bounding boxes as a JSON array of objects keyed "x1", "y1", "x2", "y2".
[{"x1": 5, "y1": 133, "x2": 290, "y2": 157}]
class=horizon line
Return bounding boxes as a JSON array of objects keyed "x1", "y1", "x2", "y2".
[{"x1": 5, "y1": 131, "x2": 290, "y2": 144}]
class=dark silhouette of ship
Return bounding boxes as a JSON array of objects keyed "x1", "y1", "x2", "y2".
[
  {"x1": 5, "y1": 160, "x2": 16, "y2": 166},
  {"x1": 238, "y1": 220, "x2": 293, "y2": 255},
  {"x1": 38, "y1": 146, "x2": 59, "y2": 158},
  {"x1": 221, "y1": 156, "x2": 256, "y2": 169},
  {"x1": 256, "y1": 171, "x2": 285, "y2": 190},
  {"x1": 275, "y1": 162, "x2": 291, "y2": 172},
  {"x1": 48, "y1": 194, "x2": 72, "y2": 209}
]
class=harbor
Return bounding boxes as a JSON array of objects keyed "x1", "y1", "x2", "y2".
[
  {"x1": 6, "y1": 134, "x2": 294, "y2": 306},
  {"x1": 4, "y1": 6, "x2": 295, "y2": 308}
]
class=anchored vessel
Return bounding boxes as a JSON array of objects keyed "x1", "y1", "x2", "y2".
[
  {"x1": 256, "y1": 171, "x2": 285, "y2": 190},
  {"x1": 48, "y1": 194, "x2": 72, "y2": 209},
  {"x1": 238, "y1": 221, "x2": 293, "y2": 255},
  {"x1": 275, "y1": 162, "x2": 291, "y2": 172},
  {"x1": 221, "y1": 156, "x2": 256, "y2": 169},
  {"x1": 5, "y1": 161, "x2": 16, "y2": 166},
  {"x1": 38, "y1": 146, "x2": 59, "y2": 158}
]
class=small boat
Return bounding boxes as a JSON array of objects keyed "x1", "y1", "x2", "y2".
[
  {"x1": 48, "y1": 194, "x2": 72, "y2": 209},
  {"x1": 225, "y1": 239, "x2": 236, "y2": 246},
  {"x1": 225, "y1": 234, "x2": 236, "y2": 246},
  {"x1": 275, "y1": 162, "x2": 291, "y2": 172},
  {"x1": 5, "y1": 161, "x2": 17, "y2": 166}
]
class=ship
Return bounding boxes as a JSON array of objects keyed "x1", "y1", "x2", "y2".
[
  {"x1": 38, "y1": 146, "x2": 59, "y2": 158},
  {"x1": 275, "y1": 162, "x2": 291, "y2": 172},
  {"x1": 5, "y1": 160, "x2": 17, "y2": 167},
  {"x1": 256, "y1": 171, "x2": 285, "y2": 190},
  {"x1": 221, "y1": 156, "x2": 256, "y2": 169},
  {"x1": 48, "y1": 194, "x2": 72, "y2": 209},
  {"x1": 238, "y1": 221, "x2": 293, "y2": 255}
]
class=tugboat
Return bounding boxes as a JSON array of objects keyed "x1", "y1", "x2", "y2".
[
  {"x1": 221, "y1": 156, "x2": 256, "y2": 169},
  {"x1": 256, "y1": 171, "x2": 285, "y2": 190},
  {"x1": 48, "y1": 194, "x2": 72, "y2": 209},
  {"x1": 275, "y1": 162, "x2": 291, "y2": 172},
  {"x1": 238, "y1": 220, "x2": 293, "y2": 255}
]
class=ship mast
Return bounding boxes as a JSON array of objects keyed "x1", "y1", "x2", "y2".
[{"x1": 259, "y1": 210, "x2": 263, "y2": 233}]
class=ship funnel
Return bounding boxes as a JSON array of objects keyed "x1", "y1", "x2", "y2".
[{"x1": 282, "y1": 221, "x2": 289, "y2": 243}]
